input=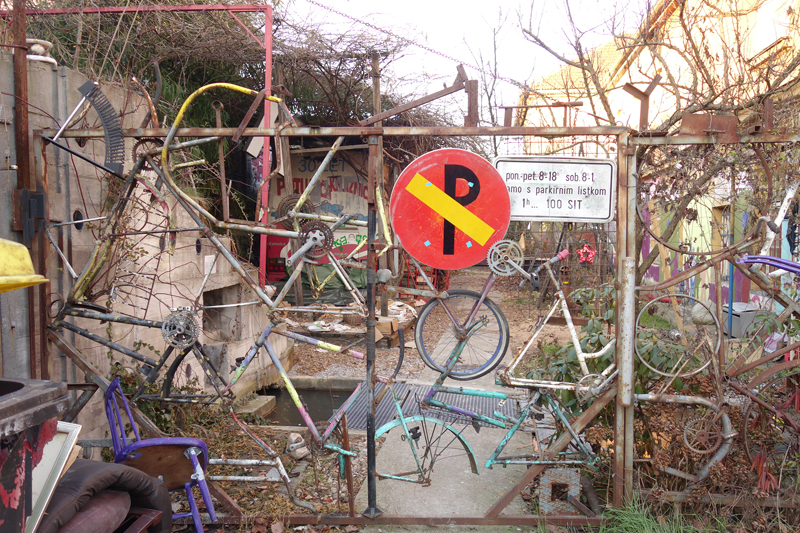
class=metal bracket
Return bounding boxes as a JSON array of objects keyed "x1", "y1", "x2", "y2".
[
  {"x1": 623, "y1": 75, "x2": 661, "y2": 132},
  {"x1": 12, "y1": 189, "x2": 45, "y2": 244}
]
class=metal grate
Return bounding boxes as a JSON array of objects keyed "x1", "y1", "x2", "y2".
[{"x1": 341, "y1": 381, "x2": 522, "y2": 431}]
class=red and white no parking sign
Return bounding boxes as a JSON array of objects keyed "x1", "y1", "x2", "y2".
[{"x1": 390, "y1": 149, "x2": 510, "y2": 270}]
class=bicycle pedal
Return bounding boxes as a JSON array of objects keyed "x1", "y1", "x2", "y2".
[{"x1": 140, "y1": 365, "x2": 156, "y2": 379}]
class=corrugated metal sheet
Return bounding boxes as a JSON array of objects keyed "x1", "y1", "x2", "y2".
[
  {"x1": 402, "y1": 386, "x2": 521, "y2": 428},
  {"x1": 343, "y1": 381, "x2": 412, "y2": 430}
]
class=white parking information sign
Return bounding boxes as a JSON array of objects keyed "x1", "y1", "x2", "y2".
[{"x1": 494, "y1": 157, "x2": 616, "y2": 222}]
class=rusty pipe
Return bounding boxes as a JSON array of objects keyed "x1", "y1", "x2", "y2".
[
  {"x1": 635, "y1": 393, "x2": 734, "y2": 484},
  {"x1": 213, "y1": 101, "x2": 230, "y2": 222},
  {"x1": 618, "y1": 258, "x2": 635, "y2": 407}
]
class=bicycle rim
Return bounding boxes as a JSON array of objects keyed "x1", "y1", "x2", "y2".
[
  {"x1": 415, "y1": 289, "x2": 509, "y2": 380},
  {"x1": 634, "y1": 293, "x2": 718, "y2": 378},
  {"x1": 742, "y1": 372, "x2": 800, "y2": 493},
  {"x1": 374, "y1": 415, "x2": 477, "y2": 484}
]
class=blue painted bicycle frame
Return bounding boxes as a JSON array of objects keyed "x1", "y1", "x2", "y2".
[{"x1": 416, "y1": 318, "x2": 598, "y2": 471}]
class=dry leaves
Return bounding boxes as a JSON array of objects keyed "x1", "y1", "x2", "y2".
[{"x1": 251, "y1": 517, "x2": 269, "y2": 533}]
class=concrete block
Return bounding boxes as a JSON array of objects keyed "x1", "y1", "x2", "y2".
[{"x1": 236, "y1": 395, "x2": 276, "y2": 418}]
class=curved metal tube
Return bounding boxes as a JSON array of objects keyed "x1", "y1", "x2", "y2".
[
  {"x1": 635, "y1": 393, "x2": 734, "y2": 486},
  {"x1": 159, "y1": 83, "x2": 281, "y2": 227}
]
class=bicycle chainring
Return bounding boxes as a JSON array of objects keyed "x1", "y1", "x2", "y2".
[
  {"x1": 132, "y1": 138, "x2": 164, "y2": 170},
  {"x1": 487, "y1": 240, "x2": 524, "y2": 277},
  {"x1": 576, "y1": 374, "x2": 604, "y2": 403},
  {"x1": 162, "y1": 307, "x2": 199, "y2": 348},
  {"x1": 277, "y1": 194, "x2": 314, "y2": 230},
  {"x1": 300, "y1": 221, "x2": 334, "y2": 258},
  {"x1": 683, "y1": 416, "x2": 722, "y2": 454}
]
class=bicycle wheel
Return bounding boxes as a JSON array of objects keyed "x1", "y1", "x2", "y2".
[
  {"x1": 162, "y1": 344, "x2": 229, "y2": 403},
  {"x1": 742, "y1": 373, "x2": 800, "y2": 493},
  {"x1": 414, "y1": 289, "x2": 509, "y2": 380},
  {"x1": 634, "y1": 293, "x2": 719, "y2": 378},
  {"x1": 374, "y1": 415, "x2": 478, "y2": 484}
]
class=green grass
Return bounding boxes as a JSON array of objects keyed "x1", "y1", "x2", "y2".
[
  {"x1": 596, "y1": 497, "x2": 734, "y2": 533},
  {"x1": 599, "y1": 501, "x2": 694, "y2": 532}
]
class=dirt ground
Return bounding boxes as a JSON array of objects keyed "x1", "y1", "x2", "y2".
[
  {"x1": 176, "y1": 267, "x2": 800, "y2": 532},
  {"x1": 175, "y1": 267, "x2": 800, "y2": 533}
]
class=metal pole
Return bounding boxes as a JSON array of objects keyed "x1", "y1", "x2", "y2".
[
  {"x1": 613, "y1": 132, "x2": 630, "y2": 506},
  {"x1": 363, "y1": 135, "x2": 382, "y2": 518},
  {"x1": 618, "y1": 258, "x2": 635, "y2": 409},
  {"x1": 728, "y1": 177, "x2": 735, "y2": 339},
  {"x1": 37, "y1": 140, "x2": 50, "y2": 380},
  {"x1": 214, "y1": 101, "x2": 230, "y2": 222},
  {"x1": 12, "y1": 0, "x2": 29, "y2": 192},
  {"x1": 12, "y1": 0, "x2": 38, "y2": 379},
  {"x1": 624, "y1": 136, "x2": 637, "y2": 499},
  {"x1": 341, "y1": 413, "x2": 356, "y2": 517}
]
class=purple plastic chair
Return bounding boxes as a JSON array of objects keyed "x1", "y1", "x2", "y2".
[{"x1": 104, "y1": 377, "x2": 216, "y2": 532}]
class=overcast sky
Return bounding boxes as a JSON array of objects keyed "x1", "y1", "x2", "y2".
[{"x1": 283, "y1": 0, "x2": 651, "y2": 106}]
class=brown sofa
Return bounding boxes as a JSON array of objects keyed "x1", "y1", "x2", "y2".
[{"x1": 38, "y1": 459, "x2": 172, "y2": 533}]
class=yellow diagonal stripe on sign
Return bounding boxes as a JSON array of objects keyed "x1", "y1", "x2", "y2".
[{"x1": 405, "y1": 173, "x2": 495, "y2": 246}]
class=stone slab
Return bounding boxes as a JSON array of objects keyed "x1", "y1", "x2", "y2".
[{"x1": 236, "y1": 395, "x2": 277, "y2": 418}]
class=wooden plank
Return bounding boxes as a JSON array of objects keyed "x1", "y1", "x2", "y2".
[
  {"x1": 359, "y1": 81, "x2": 465, "y2": 126},
  {"x1": 208, "y1": 481, "x2": 243, "y2": 518}
]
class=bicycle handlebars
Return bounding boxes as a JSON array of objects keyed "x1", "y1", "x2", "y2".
[{"x1": 532, "y1": 249, "x2": 570, "y2": 276}]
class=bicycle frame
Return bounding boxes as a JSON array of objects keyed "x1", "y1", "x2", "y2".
[
  {"x1": 411, "y1": 318, "x2": 600, "y2": 471},
  {"x1": 374, "y1": 384, "x2": 479, "y2": 484},
  {"x1": 498, "y1": 256, "x2": 617, "y2": 393}
]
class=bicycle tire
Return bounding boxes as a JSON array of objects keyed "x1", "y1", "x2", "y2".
[
  {"x1": 374, "y1": 415, "x2": 478, "y2": 484},
  {"x1": 634, "y1": 293, "x2": 718, "y2": 378},
  {"x1": 162, "y1": 344, "x2": 229, "y2": 403},
  {"x1": 414, "y1": 289, "x2": 509, "y2": 380}
]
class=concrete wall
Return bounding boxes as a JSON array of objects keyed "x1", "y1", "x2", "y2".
[
  {"x1": 0, "y1": 51, "x2": 117, "y2": 379},
  {"x1": 0, "y1": 52, "x2": 293, "y2": 439}
]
